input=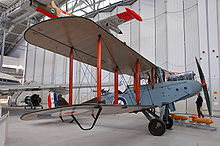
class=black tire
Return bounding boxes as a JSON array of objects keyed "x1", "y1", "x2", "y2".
[
  {"x1": 163, "y1": 115, "x2": 173, "y2": 129},
  {"x1": 148, "y1": 118, "x2": 166, "y2": 136}
]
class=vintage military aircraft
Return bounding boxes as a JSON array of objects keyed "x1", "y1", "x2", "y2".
[
  {"x1": 19, "y1": 15, "x2": 211, "y2": 136},
  {"x1": 29, "y1": 0, "x2": 142, "y2": 34},
  {"x1": 1, "y1": 0, "x2": 137, "y2": 106}
]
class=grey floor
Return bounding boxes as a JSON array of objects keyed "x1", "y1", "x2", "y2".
[{"x1": 2, "y1": 106, "x2": 220, "y2": 146}]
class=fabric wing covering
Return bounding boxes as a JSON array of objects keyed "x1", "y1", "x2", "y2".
[
  {"x1": 20, "y1": 104, "x2": 156, "y2": 120},
  {"x1": 24, "y1": 16, "x2": 157, "y2": 77}
]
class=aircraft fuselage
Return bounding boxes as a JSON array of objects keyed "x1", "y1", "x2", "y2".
[{"x1": 101, "y1": 80, "x2": 201, "y2": 107}]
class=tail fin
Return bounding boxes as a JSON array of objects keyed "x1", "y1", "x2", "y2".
[{"x1": 32, "y1": 0, "x2": 73, "y2": 19}]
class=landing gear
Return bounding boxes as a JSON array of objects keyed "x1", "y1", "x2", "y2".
[
  {"x1": 148, "y1": 118, "x2": 166, "y2": 136},
  {"x1": 142, "y1": 110, "x2": 166, "y2": 136},
  {"x1": 163, "y1": 115, "x2": 173, "y2": 129}
]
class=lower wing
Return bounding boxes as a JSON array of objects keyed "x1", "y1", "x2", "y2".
[{"x1": 20, "y1": 103, "x2": 156, "y2": 121}]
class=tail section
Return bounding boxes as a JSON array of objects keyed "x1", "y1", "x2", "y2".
[
  {"x1": 30, "y1": 0, "x2": 73, "y2": 18},
  {"x1": 97, "y1": 8, "x2": 142, "y2": 34},
  {"x1": 48, "y1": 92, "x2": 68, "y2": 108},
  {"x1": 116, "y1": 8, "x2": 143, "y2": 22}
]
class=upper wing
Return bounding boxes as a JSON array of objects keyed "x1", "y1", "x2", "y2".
[
  {"x1": 21, "y1": 103, "x2": 156, "y2": 120},
  {"x1": 24, "y1": 16, "x2": 157, "y2": 78},
  {"x1": 96, "y1": 8, "x2": 142, "y2": 34}
]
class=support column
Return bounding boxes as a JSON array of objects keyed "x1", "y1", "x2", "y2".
[
  {"x1": 0, "y1": 30, "x2": 5, "y2": 72},
  {"x1": 69, "y1": 48, "x2": 73, "y2": 105},
  {"x1": 97, "y1": 35, "x2": 102, "y2": 103},
  {"x1": 114, "y1": 67, "x2": 118, "y2": 104},
  {"x1": 135, "y1": 60, "x2": 140, "y2": 105}
]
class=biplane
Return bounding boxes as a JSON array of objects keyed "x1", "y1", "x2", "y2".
[{"x1": 19, "y1": 15, "x2": 211, "y2": 136}]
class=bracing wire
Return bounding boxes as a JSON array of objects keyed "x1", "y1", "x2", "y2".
[{"x1": 101, "y1": 37, "x2": 136, "y2": 104}]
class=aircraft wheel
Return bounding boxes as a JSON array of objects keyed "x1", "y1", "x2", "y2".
[
  {"x1": 148, "y1": 118, "x2": 166, "y2": 136},
  {"x1": 163, "y1": 115, "x2": 173, "y2": 129}
]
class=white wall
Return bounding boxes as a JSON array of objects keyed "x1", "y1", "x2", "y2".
[{"x1": 11, "y1": 0, "x2": 220, "y2": 114}]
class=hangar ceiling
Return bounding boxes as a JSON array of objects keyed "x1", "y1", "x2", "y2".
[
  {"x1": 0, "y1": 0, "x2": 136, "y2": 56},
  {"x1": 0, "y1": 0, "x2": 69, "y2": 56},
  {"x1": 0, "y1": 0, "x2": 15, "y2": 6}
]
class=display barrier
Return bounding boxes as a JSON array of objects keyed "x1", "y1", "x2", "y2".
[{"x1": 0, "y1": 114, "x2": 8, "y2": 146}]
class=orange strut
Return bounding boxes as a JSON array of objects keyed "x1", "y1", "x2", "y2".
[
  {"x1": 162, "y1": 70, "x2": 166, "y2": 82},
  {"x1": 155, "y1": 71, "x2": 158, "y2": 83},
  {"x1": 114, "y1": 67, "x2": 118, "y2": 104},
  {"x1": 135, "y1": 60, "x2": 140, "y2": 104},
  {"x1": 134, "y1": 73, "x2": 136, "y2": 92},
  {"x1": 151, "y1": 69, "x2": 154, "y2": 89},
  {"x1": 97, "y1": 36, "x2": 102, "y2": 102},
  {"x1": 69, "y1": 48, "x2": 73, "y2": 105}
]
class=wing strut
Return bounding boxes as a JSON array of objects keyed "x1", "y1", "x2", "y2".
[
  {"x1": 69, "y1": 48, "x2": 73, "y2": 105},
  {"x1": 163, "y1": 70, "x2": 166, "y2": 82},
  {"x1": 97, "y1": 35, "x2": 102, "y2": 102},
  {"x1": 151, "y1": 69, "x2": 154, "y2": 89},
  {"x1": 134, "y1": 73, "x2": 136, "y2": 92},
  {"x1": 135, "y1": 60, "x2": 140, "y2": 104},
  {"x1": 70, "y1": 105, "x2": 102, "y2": 130},
  {"x1": 114, "y1": 67, "x2": 118, "y2": 104}
]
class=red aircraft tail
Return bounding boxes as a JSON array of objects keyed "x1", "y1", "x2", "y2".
[{"x1": 31, "y1": 0, "x2": 73, "y2": 19}]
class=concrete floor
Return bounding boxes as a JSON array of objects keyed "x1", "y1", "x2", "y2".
[{"x1": 2, "y1": 106, "x2": 220, "y2": 146}]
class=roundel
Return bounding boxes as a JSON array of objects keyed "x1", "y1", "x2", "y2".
[
  {"x1": 50, "y1": 8, "x2": 56, "y2": 14},
  {"x1": 113, "y1": 97, "x2": 127, "y2": 105},
  {"x1": 118, "y1": 19, "x2": 125, "y2": 23}
]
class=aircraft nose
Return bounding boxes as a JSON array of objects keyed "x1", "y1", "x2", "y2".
[{"x1": 187, "y1": 80, "x2": 202, "y2": 96}]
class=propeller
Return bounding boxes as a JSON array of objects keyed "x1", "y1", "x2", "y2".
[{"x1": 195, "y1": 57, "x2": 212, "y2": 117}]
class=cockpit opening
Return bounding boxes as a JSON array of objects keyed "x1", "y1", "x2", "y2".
[{"x1": 166, "y1": 71, "x2": 195, "y2": 81}]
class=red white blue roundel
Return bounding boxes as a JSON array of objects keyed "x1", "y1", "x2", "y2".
[{"x1": 113, "y1": 97, "x2": 127, "y2": 105}]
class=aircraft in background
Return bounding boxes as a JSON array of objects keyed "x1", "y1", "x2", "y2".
[
  {"x1": 0, "y1": 72, "x2": 20, "y2": 85},
  {"x1": 29, "y1": 0, "x2": 73, "y2": 18},
  {"x1": 0, "y1": 71, "x2": 118, "y2": 106},
  {"x1": 28, "y1": 0, "x2": 142, "y2": 34},
  {"x1": 20, "y1": 16, "x2": 211, "y2": 136}
]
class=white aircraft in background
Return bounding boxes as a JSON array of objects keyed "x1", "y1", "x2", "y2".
[
  {"x1": 0, "y1": 72, "x2": 20, "y2": 85},
  {"x1": 0, "y1": 72, "x2": 117, "y2": 106}
]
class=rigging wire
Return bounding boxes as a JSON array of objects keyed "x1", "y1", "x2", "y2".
[
  {"x1": 73, "y1": 47, "x2": 112, "y2": 103},
  {"x1": 101, "y1": 37, "x2": 135, "y2": 104}
]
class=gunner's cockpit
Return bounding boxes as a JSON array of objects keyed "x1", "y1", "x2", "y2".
[{"x1": 166, "y1": 71, "x2": 195, "y2": 81}]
